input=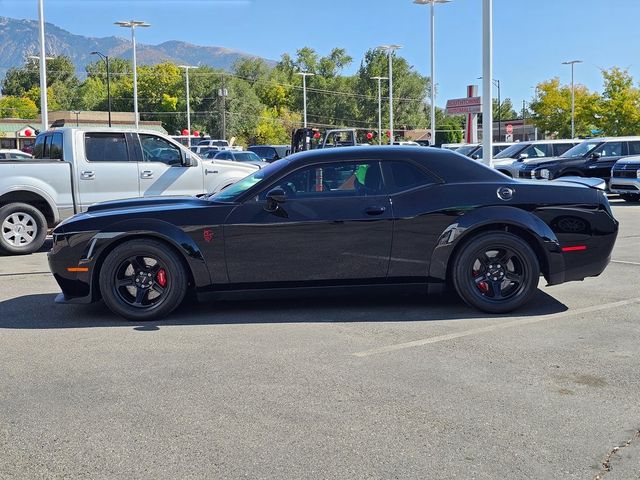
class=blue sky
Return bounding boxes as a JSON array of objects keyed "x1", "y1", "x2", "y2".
[{"x1": 2, "y1": 0, "x2": 640, "y2": 109}]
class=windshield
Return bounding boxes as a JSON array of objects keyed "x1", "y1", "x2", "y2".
[
  {"x1": 209, "y1": 161, "x2": 288, "y2": 202},
  {"x1": 234, "y1": 152, "x2": 262, "y2": 162},
  {"x1": 560, "y1": 140, "x2": 602, "y2": 158},
  {"x1": 494, "y1": 143, "x2": 528, "y2": 159},
  {"x1": 455, "y1": 145, "x2": 479, "y2": 156}
]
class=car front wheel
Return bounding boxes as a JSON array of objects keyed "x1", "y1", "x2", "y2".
[
  {"x1": 452, "y1": 232, "x2": 540, "y2": 313},
  {"x1": 99, "y1": 239, "x2": 188, "y2": 321}
]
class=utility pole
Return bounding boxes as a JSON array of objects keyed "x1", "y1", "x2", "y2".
[
  {"x1": 562, "y1": 60, "x2": 582, "y2": 138},
  {"x1": 522, "y1": 100, "x2": 527, "y2": 141},
  {"x1": 218, "y1": 76, "x2": 228, "y2": 140},
  {"x1": 179, "y1": 65, "x2": 197, "y2": 147},
  {"x1": 297, "y1": 72, "x2": 315, "y2": 128},
  {"x1": 371, "y1": 76, "x2": 388, "y2": 145},
  {"x1": 481, "y1": 0, "x2": 493, "y2": 166},
  {"x1": 37, "y1": 0, "x2": 49, "y2": 131},
  {"x1": 378, "y1": 45, "x2": 402, "y2": 144}
]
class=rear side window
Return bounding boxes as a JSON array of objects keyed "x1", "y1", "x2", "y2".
[
  {"x1": 85, "y1": 133, "x2": 129, "y2": 162},
  {"x1": 628, "y1": 141, "x2": 640, "y2": 155},
  {"x1": 593, "y1": 141, "x2": 623, "y2": 157},
  {"x1": 33, "y1": 133, "x2": 63, "y2": 160},
  {"x1": 522, "y1": 144, "x2": 550, "y2": 158},
  {"x1": 385, "y1": 161, "x2": 438, "y2": 193}
]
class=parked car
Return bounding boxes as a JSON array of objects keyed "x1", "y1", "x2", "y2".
[
  {"x1": 248, "y1": 145, "x2": 290, "y2": 162},
  {"x1": 0, "y1": 149, "x2": 32, "y2": 160},
  {"x1": 0, "y1": 128, "x2": 258, "y2": 255},
  {"x1": 492, "y1": 140, "x2": 579, "y2": 177},
  {"x1": 441, "y1": 143, "x2": 464, "y2": 150},
  {"x1": 198, "y1": 139, "x2": 230, "y2": 150},
  {"x1": 455, "y1": 142, "x2": 513, "y2": 160},
  {"x1": 48, "y1": 146, "x2": 617, "y2": 321},
  {"x1": 610, "y1": 156, "x2": 640, "y2": 202},
  {"x1": 190, "y1": 145, "x2": 220, "y2": 155},
  {"x1": 518, "y1": 137, "x2": 640, "y2": 182},
  {"x1": 204, "y1": 150, "x2": 266, "y2": 168}
]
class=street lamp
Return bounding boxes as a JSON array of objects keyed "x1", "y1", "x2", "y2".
[
  {"x1": 481, "y1": 0, "x2": 493, "y2": 166},
  {"x1": 377, "y1": 45, "x2": 402, "y2": 144},
  {"x1": 371, "y1": 76, "x2": 388, "y2": 145},
  {"x1": 115, "y1": 20, "x2": 150, "y2": 129},
  {"x1": 414, "y1": 0, "x2": 451, "y2": 146},
  {"x1": 562, "y1": 60, "x2": 582, "y2": 138},
  {"x1": 478, "y1": 76, "x2": 500, "y2": 140},
  {"x1": 179, "y1": 65, "x2": 197, "y2": 147},
  {"x1": 90, "y1": 51, "x2": 112, "y2": 127},
  {"x1": 296, "y1": 72, "x2": 315, "y2": 128},
  {"x1": 36, "y1": 0, "x2": 49, "y2": 131}
]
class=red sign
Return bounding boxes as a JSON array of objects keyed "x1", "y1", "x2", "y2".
[
  {"x1": 506, "y1": 124, "x2": 514, "y2": 135},
  {"x1": 446, "y1": 97, "x2": 482, "y2": 115}
]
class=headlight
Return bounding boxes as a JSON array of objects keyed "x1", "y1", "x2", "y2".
[{"x1": 539, "y1": 169, "x2": 551, "y2": 180}]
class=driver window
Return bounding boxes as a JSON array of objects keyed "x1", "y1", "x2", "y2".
[
  {"x1": 261, "y1": 161, "x2": 383, "y2": 199},
  {"x1": 139, "y1": 134, "x2": 182, "y2": 166},
  {"x1": 594, "y1": 142, "x2": 623, "y2": 157}
]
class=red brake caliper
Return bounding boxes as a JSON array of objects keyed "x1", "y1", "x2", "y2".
[
  {"x1": 156, "y1": 268, "x2": 167, "y2": 288},
  {"x1": 473, "y1": 269, "x2": 489, "y2": 294}
]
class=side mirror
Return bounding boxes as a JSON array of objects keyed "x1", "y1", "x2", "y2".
[
  {"x1": 471, "y1": 154, "x2": 480, "y2": 160},
  {"x1": 517, "y1": 153, "x2": 529, "y2": 161},
  {"x1": 183, "y1": 153, "x2": 197, "y2": 167},
  {"x1": 590, "y1": 152, "x2": 602, "y2": 160},
  {"x1": 265, "y1": 187, "x2": 286, "y2": 212}
]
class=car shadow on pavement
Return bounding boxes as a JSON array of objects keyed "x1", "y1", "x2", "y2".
[{"x1": 0, "y1": 289, "x2": 568, "y2": 330}]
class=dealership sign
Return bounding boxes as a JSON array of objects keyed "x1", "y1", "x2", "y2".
[{"x1": 445, "y1": 97, "x2": 482, "y2": 115}]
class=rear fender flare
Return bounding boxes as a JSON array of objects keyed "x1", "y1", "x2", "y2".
[{"x1": 428, "y1": 205, "x2": 562, "y2": 284}]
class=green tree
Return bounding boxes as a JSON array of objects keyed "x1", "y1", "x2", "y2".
[
  {"x1": 0, "y1": 96, "x2": 38, "y2": 118},
  {"x1": 529, "y1": 78, "x2": 599, "y2": 137},
  {"x1": 2, "y1": 56, "x2": 78, "y2": 97},
  {"x1": 598, "y1": 67, "x2": 640, "y2": 136}
]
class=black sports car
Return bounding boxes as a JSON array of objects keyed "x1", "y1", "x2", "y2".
[{"x1": 48, "y1": 147, "x2": 618, "y2": 321}]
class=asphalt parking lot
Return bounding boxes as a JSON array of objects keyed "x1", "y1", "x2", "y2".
[{"x1": 0, "y1": 199, "x2": 639, "y2": 480}]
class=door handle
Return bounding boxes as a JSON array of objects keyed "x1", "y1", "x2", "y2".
[
  {"x1": 80, "y1": 171, "x2": 95, "y2": 180},
  {"x1": 365, "y1": 206, "x2": 386, "y2": 216},
  {"x1": 140, "y1": 170, "x2": 154, "y2": 179},
  {"x1": 205, "y1": 169, "x2": 218, "y2": 175}
]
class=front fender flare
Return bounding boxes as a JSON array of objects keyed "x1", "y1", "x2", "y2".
[{"x1": 85, "y1": 218, "x2": 212, "y2": 291}]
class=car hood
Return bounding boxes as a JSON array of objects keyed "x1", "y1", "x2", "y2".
[
  {"x1": 522, "y1": 156, "x2": 565, "y2": 166},
  {"x1": 86, "y1": 196, "x2": 212, "y2": 214},
  {"x1": 613, "y1": 158, "x2": 640, "y2": 167}
]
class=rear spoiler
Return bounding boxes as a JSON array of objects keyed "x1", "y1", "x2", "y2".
[{"x1": 552, "y1": 176, "x2": 606, "y2": 190}]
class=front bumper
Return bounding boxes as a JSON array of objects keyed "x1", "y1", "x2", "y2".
[{"x1": 609, "y1": 177, "x2": 640, "y2": 195}]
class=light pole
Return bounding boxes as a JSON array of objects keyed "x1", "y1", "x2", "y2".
[
  {"x1": 481, "y1": 0, "x2": 493, "y2": 166},
  {"x1": 371, "y1": 76, "x2": 388, "y2": 145},
  {"x1": 297, "y1": 72, "x2": 315, "y2": 128},
  {"x1": 72, "y1": 110, "x2": 80, "y2": 126},
  {"x1": 414, "y1": 0, "x2": 451, "y2": 145},
  {"x1": 179, "y1": 65, "x2": 197, "y2": 147},
  {"x1": 115, "y1": 20, "x2": 150, "y2": 129},
  {"x1": 378, "y1": 45, "x2": 402, "y2": 144},
  {"x1": 91, "y1": 51, "x2": 112, "y2": 127},
  {"x1": 478, "y1": 76, "x2": 500, "y2": 140},
  {"x1": 562, "y1": 60, "x2": 582, "y2": 138},
  {"x1": 37, "y1": 0, "x2": 49, "y2": 131}
]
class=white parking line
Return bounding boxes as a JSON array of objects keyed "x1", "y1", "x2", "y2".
[
  {"x1": 612, "y1": 260, "x2": 640, "y2": 267},
  {"x1": 352, "y1": 297, "x2": 640, "y2": 357}
]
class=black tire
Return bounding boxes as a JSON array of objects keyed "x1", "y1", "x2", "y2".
[
  {"x1": 451, "y1": 232, "x2": 540, "y2": 314},
  {"x1": 99, "y1": 239, "x2": 189, "y2": 321},
  {"x1": 620, "y1": 193, "x2": 640, "y2": 203},
  {"x1": 0, "y1": 202, "x2": 48, "y2": 255}
]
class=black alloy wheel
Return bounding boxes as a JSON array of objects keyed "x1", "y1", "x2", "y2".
[
  {"x1": 99, "y1": 239, "x2": 188, "y2": 321},
  {"x1": 452, "y1": 232, "x2": 540, "y2": 313}
]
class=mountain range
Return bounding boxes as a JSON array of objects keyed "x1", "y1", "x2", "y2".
[{"x1": 0, "y1": 16, "x2": 275, "y2": 80}]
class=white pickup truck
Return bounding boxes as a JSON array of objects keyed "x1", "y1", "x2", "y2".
[{"x1": 0, "y1": 127, "x2": 258, "y2": 255}]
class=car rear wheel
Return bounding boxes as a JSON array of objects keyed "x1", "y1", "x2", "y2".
[
  {"x1": 452, "y1": 232, "x2": 540, "y2": 313},
  {"x1": 620, "y1": 193, "x2": 640, "y2": 203},
  {"x1": 0, "y1": 203, "x2": 48, "y2": 255},
  {"x1": 99, "y1": 239, "x2": 188, "y2": 321}
]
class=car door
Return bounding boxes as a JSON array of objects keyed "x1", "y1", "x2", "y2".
[
  {"x1": 75, "y1": 132, "x2": 141, "y2": 210},
  {"x1": 585, "y1": 141, "x2": 625, "y2": 179},
  {"x1": 222, "y1": 160, "x2": 393, "y2": 285},
  {"x1": 137, "y1": 133, "x2": 204, "y2": 197}
]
